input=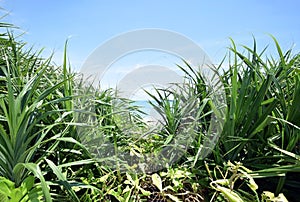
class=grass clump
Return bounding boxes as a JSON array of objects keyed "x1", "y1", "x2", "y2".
[{"x1": 0, "y1": 20, "x2": 299, "y2": 201}]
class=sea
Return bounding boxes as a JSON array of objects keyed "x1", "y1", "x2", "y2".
[
  {"x1": 132, "y1": 99, "x2": 173, "y2": 121},
  {"x1": 133, "y1": 100, "x2": 154, "y2": 117}
]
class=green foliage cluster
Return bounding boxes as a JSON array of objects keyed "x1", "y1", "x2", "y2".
[{"x1": 0, "y1": 21, "x2": 299, "y2": 202}]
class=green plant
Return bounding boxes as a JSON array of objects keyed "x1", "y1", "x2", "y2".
[
  {"x1": 208, "y1": 38, "x2": 300, "y2": 199},
  {"x1": 208, "y1": 161, "x2": 259, "y2": 202},
  {"x1": 1, "y1": 15, "x2": 300, "y2": 201},
  {"x1": 146, "y1": 77, "x2": 215, "y2": 167},
  {"x1": 0, "y1": 28, "x2": 98, "y2": 201},
  {"x1": 0, "y1": 176, "x2": 43, "y2": 202},
  {"x1": 208, "y1": 161, "x2": 288, "y2": 202}
]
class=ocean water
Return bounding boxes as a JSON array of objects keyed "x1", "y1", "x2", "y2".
[
  {"x1": 133, "y1": 100, "x2": 153, "y2": 116},
  {"x1": 132, "y1": 100, "x2": 173, "y2": 119},
  {"x1": 132, "y1": 100, "x2": 165, "y2": 124}
]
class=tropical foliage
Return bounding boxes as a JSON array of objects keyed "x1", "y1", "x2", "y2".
[{"x1": 0, "y1": 20, "x2": 299, "y2": 201}]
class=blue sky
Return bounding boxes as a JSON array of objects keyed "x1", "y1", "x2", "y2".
[{"x1": 2, "y1": 0, "x2": 300, "y2": 70}]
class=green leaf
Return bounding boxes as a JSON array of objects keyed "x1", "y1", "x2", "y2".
[
  {"x1": 99, "y1": 173, "x2": 110, "y2": 183},
  {"x1": 14, "y1": 163, "x2": 52, "y2": 202},
  {"x1": 22, "y1": 175, "x2": 35, "y2": 191},
  {"x1": 217, "y1": 186, "x2": 243, "y2": 202},
  {"x1": 151, "y1": 173, "x2": 162, "y2": 192},
  {"x1": 165, "y1": 193, "x2": 181, "y2": 202},
  {"x1": 108, "y1": 189, "x2": 125, "y2": 201},
  {"x1": 45, "y1": 159, "x2": 80, "y2": 202},
  {"x1": 0, "y1": 176, "x2": 14, "y2": 197}
]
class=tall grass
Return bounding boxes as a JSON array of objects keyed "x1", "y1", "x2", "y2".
[
  {"x1": 0, "y1": 18, "x2": 299, "y2": 201},
  {"x1": 144, "y1": 37, "x2": 300, "y2": 200},
  {"x1": 0, "y1": 28, "x2": 99, "y2": 201},
  {"x1": 210, "y1": 38, "x2": 300, "y2": 200}
]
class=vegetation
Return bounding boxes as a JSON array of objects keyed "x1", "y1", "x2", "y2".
[{"x1": 0, "y1": 21, "x2": 299, "y2": 201}]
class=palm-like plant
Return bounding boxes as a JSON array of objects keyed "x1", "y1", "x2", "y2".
[
  {"x1": 0, "y1": 30, "x2": 92, "y2": 201},
  {"x1": 210, "y1": 37, "x2": 300, "y2": 199}
]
